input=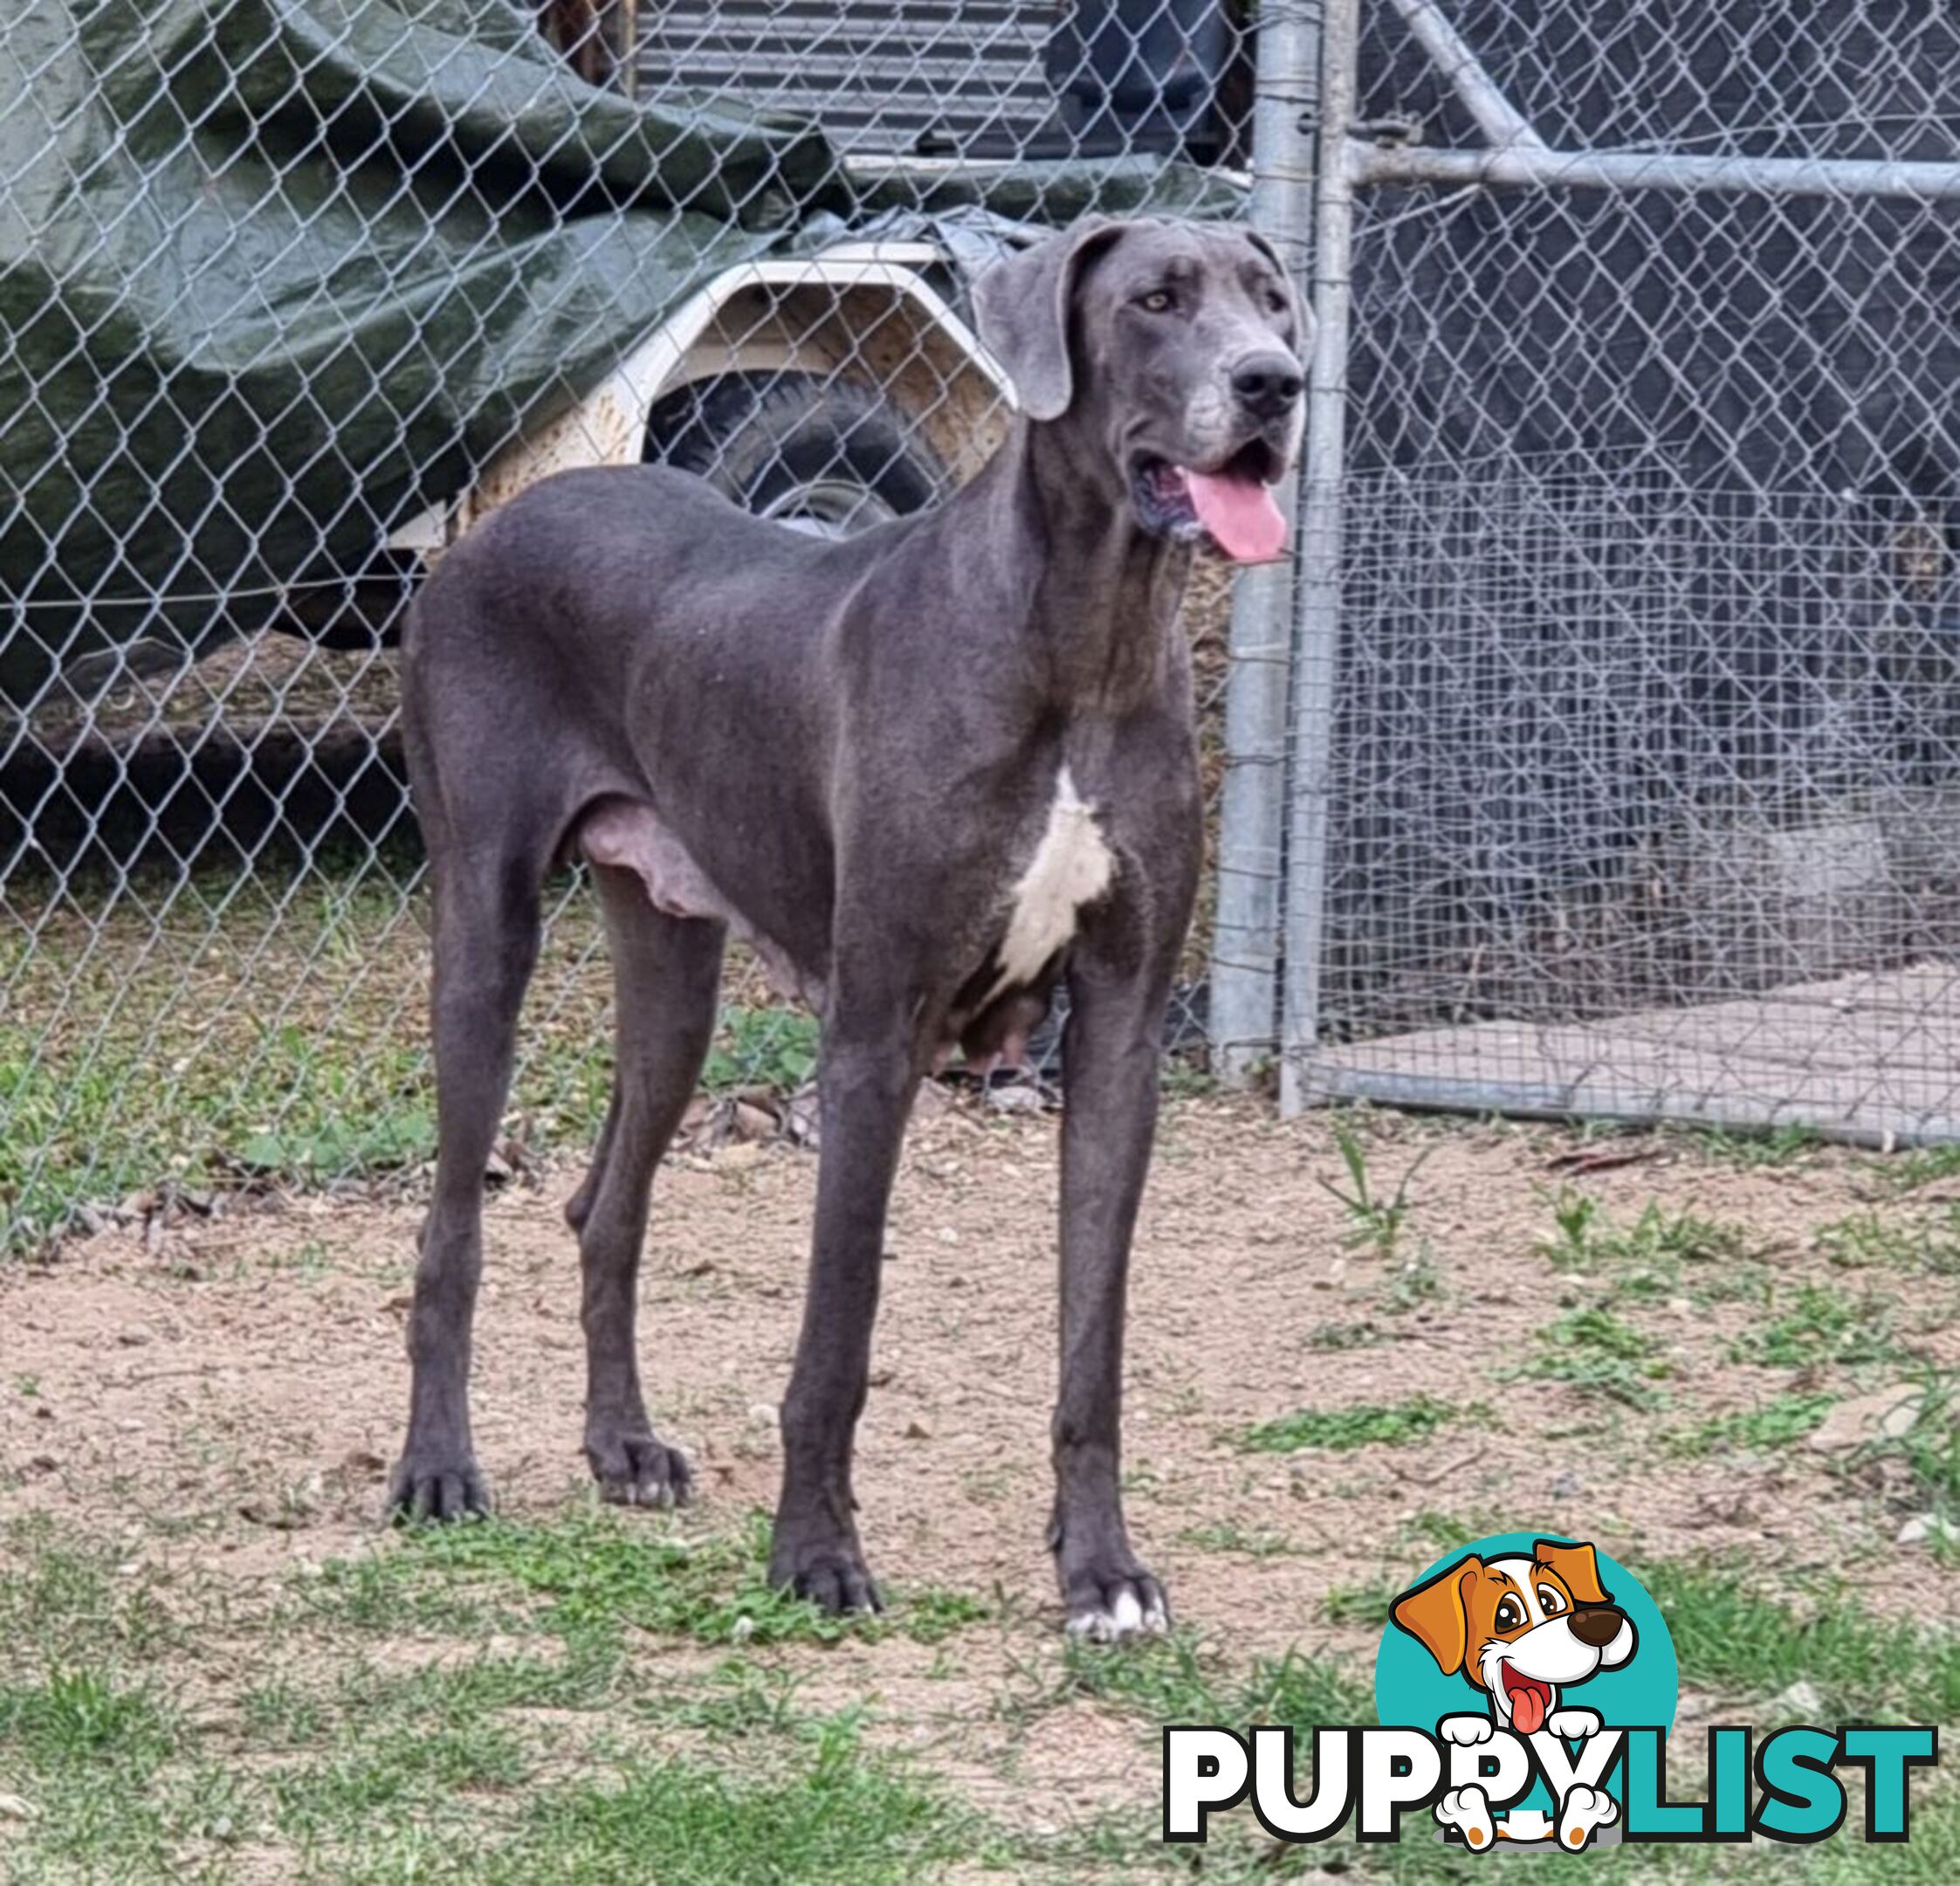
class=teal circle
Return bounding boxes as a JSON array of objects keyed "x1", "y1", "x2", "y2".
[{"x1": 1373, "y1": 1532, "x2": 1679, "y2": 1820}]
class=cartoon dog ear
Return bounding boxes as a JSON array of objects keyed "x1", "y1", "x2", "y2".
[
  {"x1": 1535, "y1": 1539, "x2": 1611, "y2": 1606},
  {"x1": 1391, "y1": 1556, "x2": 1482, "y2": 1676}
]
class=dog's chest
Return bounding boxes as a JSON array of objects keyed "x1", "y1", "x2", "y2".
[{"x1": 981, "y1": 767, "x2": 1115, "y2": 1002}]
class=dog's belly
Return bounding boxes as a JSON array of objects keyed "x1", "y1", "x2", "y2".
[
  {"x1": 582, "y1": 767, "x2": 1116, "y2": 1072},
  {"x1": 579, "y1": 799, "x2": 823, "y2": 1008}
]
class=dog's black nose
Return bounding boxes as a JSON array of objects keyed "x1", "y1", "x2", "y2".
[
  {"x1": 1570, "y1": 1606, "x2": 1624, "y2": 1648},
  {"x1": 1231, "y1": 354, "x2": 1304, "y2": 417}
]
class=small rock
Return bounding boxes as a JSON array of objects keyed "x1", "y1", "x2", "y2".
[
  {"x1": 1549, "y1": 1470, "x2": 1583, "y2": 1499},
  {"x1": 731, "y1": 1101, "x2": 778, "y2": 1143},
  {"x1": 746, "y1": 1402, "x2": 778, "y2": 1427},
  {"x1": 936, "y1": 1227, "x2": 959, "y2": 1246},
  {"x1": 904, "y1": 1419, "x2": 932, "y2": 1441},
  {"x1": 869, "y1": 1366, "x2": 896, "y2": 1388},
  {"x1": 986, "y1": 1082, "x2": 1046, "y2": 1114},
  {"x1": 0, "y1": 1792, "x2": 39, "y2": 1822},
  {"x1": 1667, "y1": 1297, "x2": 1694, "y2": 1317},
  {"x1": 1768, "y1": 1680, "x2": 1823, "y2": 1719},
  {"x1": 1805, "y1": 1386, "x2": 1922, "y2": 1454},
  {"x1": 718, "y1": 1141, "x2": 764, "y2": 1172},
  {"x1": 1897, "y1": 1514, "x2": 1960, "y2": 1547},
  {"x1": 117, "y1": 1326, "x2": 154, "y2": 1348}
]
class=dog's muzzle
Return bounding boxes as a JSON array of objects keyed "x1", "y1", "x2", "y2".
[{"x1": 1130, "y1": 437, "x2": 1290, "y2": 563}]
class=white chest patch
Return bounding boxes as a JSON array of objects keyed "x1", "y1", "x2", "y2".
[{"x1": 985, "y1": 767, "x2": 1115, "y2": 1003}]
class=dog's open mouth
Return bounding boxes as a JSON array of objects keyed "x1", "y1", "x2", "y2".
[
  {"x1": 1131, "y1": 442, "x2": 1286, "y2": 562},
  {"x1": 1500, "y1": 1663, "x2": 1555, "y2": 1735}
]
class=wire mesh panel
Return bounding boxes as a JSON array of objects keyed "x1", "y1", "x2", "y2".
[
  {"x1": 1293, "y1": 0, "x2": 1960, "y2": 1143},
  {"x1": 0, "y1": 0, "x2": 1262, "y2": 1249}
]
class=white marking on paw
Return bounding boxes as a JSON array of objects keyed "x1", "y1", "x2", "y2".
[
  {"x1": 1066, "y1": 1587, "x2": 1168, "y2": 1642},
  {"x1": 1558, "y1": 1784, "x2": 1618, "y2": 1850},
  {"x1": 1437, "y1": 1786, "x2": 1495, "y2": 1852},
  {"x1": 986, "y1": 767, "x2": 1113, "y2": 1002},
  {"x1": 1548, "y1": 1707, "x2": 1601, "y2": 1739},
  {"x1": 1441, "y1": 1714, "x2": 1494, "y2": 1746}
]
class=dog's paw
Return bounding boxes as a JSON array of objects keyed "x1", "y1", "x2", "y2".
[
  {"x1": 386, "y1": 1449, "x2": 492, "y2": 1524},
  {"x1": 1064, "y1": 1573, "x2": 1170, "y2": 1643},
  {"x1": 1440, "y1": 1714, "x2": 1495, "y2": 1747},
  {"x1": 584, "y1": 1426, "x2": 692, "y2": 1510},
  {"x1": 1557, "y1": 1784, "x2": 1619, "y2": 1851},
  {"x1": 769, "y1": 1532, "x2": 883, "y2": 1616},
  {"x1": 1548, "y1": 1707, "x2": 1602, "y2": 1740},
  {"x1": 1437, "y1": 1786, "x2": 1496, "y2": 1853}
]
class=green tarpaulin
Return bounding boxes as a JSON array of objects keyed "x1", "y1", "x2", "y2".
[{"x1": 0, "y1": 1, "x2": 1243, "y2": 705}]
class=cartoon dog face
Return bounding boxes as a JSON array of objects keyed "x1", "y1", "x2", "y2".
[{"x1": 1391, "y1": 1539, "x2": 1636, "y2": 1735}]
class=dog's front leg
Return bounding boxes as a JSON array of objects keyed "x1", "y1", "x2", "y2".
[
  {"x1": 768, "y1": 1019, "x2": 915, "y2": 1614},
  {"x1": 1051, "y1": 947, "x2": 1175, "y2": 1641}
]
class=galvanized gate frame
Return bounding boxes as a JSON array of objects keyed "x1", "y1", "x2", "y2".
[{"x1": 1205, "y1": 0, "x2": 1960, "y2": 1115}]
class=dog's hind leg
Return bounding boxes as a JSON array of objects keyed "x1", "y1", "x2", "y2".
[
  {"x1": 571, "y1": 864, "x2": 724, "y2": 1506},
  {"x1": 389, "y1": 837, "x2": 547, "y2": 1521}
]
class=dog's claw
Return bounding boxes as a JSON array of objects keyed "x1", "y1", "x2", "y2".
[
  {"x1": 1064, "y1": 1572, "x2": 1170, "y2": 1643},
  {"x1": 769, "y1": 1526, "x2": 883, "y2": 1617},
  {"x1": 586, "y1": 1431, "x2": 692, "y2": 1510},
  {"x1": 386, "y1": 1456, "x2": 492, "y2": 1525},
  {"x1": 784, "y1": 1553, "x2": 883, "y2": 1617}
]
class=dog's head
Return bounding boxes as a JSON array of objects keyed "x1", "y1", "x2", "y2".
[
  {"x1": 1391, "y1": 1539, "x2": 1637, "y2": 1736},
  {"x1": 971, "y1": 216, "x2": 1307, "y2": 562}
]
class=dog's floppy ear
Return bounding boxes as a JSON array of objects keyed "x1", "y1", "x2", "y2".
[
  {"x1": 970, "y1": 217, "x2": 1132, "y2": 422},
  {"x1": 1535, "y1": 1539, "x2": 1611, "y2": 1606},
  {"x1": 1391, "y1": 1555, "x2": 1482, "y2": 1676},
  {"x1": 1242, "y1": 228, "x2": 1310, "y2": 341}
]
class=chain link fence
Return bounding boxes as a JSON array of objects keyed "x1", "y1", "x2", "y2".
[
  {"x1": 10, "y1": 0, "x2": 1960, "y2": 1253},
  {"x1": 1, "y1": 0, "x2": 1255, "y2": 1249},
  {"x1": 1278, "y1": 0, "x2": 1960, "y2": 1145}
]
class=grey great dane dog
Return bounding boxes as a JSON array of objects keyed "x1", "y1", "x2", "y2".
[{"x1": 389, "y1": 215, "x2": 1305, "y2": 1637}]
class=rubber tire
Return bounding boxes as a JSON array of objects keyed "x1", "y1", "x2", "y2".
[{"x1": 645, "y1": 372, "x2": 945, "y2": 534}]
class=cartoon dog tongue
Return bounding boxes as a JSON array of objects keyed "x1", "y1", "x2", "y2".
[
  {"x1": 1504, "y1": 1668, "x2": 1551, "y2": 1735},
  {"x1": 1183, "y1": 466, "x2": 1288, "y2": 562}
]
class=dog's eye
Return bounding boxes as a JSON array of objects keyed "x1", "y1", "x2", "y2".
[
  {"x1": 1495, "y1": 1598, "x2": 1523, "y2": 1630},
  {"x1": 1538, "y1": 1587, "x2": 1566, "y2": 1614},
  {"x1": 1138, "y1": 289, "x2": 1175, "y2": 313},
  {"x1": 1265, "y1": 288, "x2": 1289, "y2": 315}
]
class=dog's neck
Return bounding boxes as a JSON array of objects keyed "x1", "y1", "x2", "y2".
[{"x1": 967, "y1": 417, "x2": 1193, "y2": 716}]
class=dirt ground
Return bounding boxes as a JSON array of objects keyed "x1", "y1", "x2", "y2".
[{"x1": 3, "y1": 1096, "x2": 1957, "y2": 1881}]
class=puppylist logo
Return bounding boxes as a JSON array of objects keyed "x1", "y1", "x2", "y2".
[{"x1": 1164, "y1": 1532, "x2": 1939, "y2": 1853}]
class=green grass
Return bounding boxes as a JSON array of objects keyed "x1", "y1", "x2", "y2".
[
  {"x1": 303, "y1": 1506, "x2": 987, "y2": 1649},
  {"x1": 1853, "y1": 1369, "x2": 1960, "y2": 1532},
  {"x1": 1640, "y1": 1558, "x2": 1960, "y2": 1724},
  {"x1": 1317, "y1": 1118, "x2": 1434, "y2": 1263},
  {"x1": 1725, "y1": 1283, "x2": 1903, "y2": 1368},
  {"x1": 1176, "y1": 1521, "x2": 1303, "y2": 1558},
  {"x1": 1666, "y1": 1391, "x2": 1839, "y2": 1456},
  {"x1": 1863, "y1": 1140, "x2": 1960, "y2": 1197},
  {"x1": 0, "y1": 870, "x2": 845, "y2": 1254},
  {"x1": 1499, "y1": 1306, "x2": 1674, "y2": 1408},
  {"x1": 1235, "y1": 1393, "x2": 1464, "y2": 1454},
  {"x1": 1815, "y1": 1208, "x2": 1960, "y2": 1279},
  {"x1": 1535, "y1": 1188, "x2": 1754, "y2": 1285}
]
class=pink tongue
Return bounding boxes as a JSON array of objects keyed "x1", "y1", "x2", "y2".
[
  {"x1": 1184, "y1": 469, "x2": 1287, "y2": 562},
  {"x1": 1510, "y1": 1683, "x2": 1548, "y2": 1735}
]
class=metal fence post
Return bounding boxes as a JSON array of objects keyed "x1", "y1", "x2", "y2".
[
  {"x1": 1208, "y1": 0, "x2": 1324, "y2": 1083},
  {"x1": 1277, "y1": 0, "x2": 1358, "y2": 1116}
]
